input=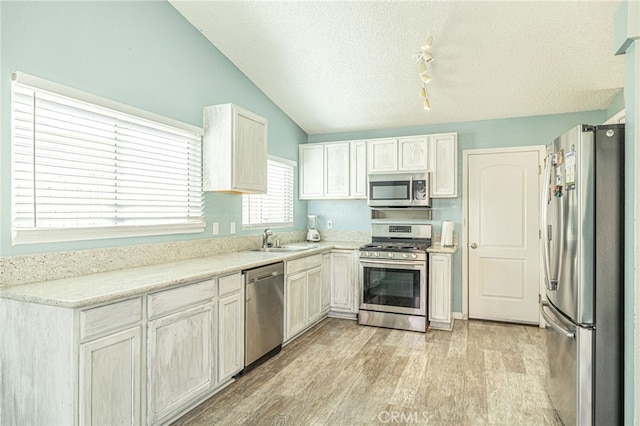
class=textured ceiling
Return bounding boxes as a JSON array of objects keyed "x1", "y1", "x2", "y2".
[{"x1": 170, "y1": 0, "x2": 625, "y2": 135}]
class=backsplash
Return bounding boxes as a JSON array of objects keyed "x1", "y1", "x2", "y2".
[{"x1": 0, "y1": 230, "x2": 371, "y2": 287}]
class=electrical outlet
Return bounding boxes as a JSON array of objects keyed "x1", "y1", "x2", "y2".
[
  {"x1": 230, "y1": 222, "x2": 236, "y2": 234},
  {"x1": 212, "y1": 222, "x2": 219, "y2": 235},
  {"x1": 327, "y1": 220, "x2": 333, "y2": 229}
]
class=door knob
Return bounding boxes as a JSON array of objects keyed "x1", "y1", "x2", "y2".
[{"x1": 470, "y1": 243, "x2": 478, "y2": 249}]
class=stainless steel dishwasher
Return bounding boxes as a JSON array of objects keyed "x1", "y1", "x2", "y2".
[{"x1": 243, "y1": 262, "x2": 284, "y2": 372}]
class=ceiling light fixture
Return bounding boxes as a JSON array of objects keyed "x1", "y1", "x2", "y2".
[{"x1": 414, "y1": 33, "x2": 434, "y2": 110}]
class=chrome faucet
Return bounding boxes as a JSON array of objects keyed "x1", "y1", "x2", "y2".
[{"x1": 262, "y1": 228, "x2": 273, "y2": 248}]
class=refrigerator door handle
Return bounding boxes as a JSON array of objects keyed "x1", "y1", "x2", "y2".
[
  {"x1": 540, "y1": 301, "x2": 575, "y2": 339},
  {"x1": 541, "y1": 155, "x2": 557, "y2": 291}
]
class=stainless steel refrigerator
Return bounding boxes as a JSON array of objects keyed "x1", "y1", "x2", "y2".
[{"x1": 540, "y1": 124, "x2": 624, "y2": 425}]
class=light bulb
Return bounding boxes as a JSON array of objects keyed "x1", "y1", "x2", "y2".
[
  {"x1": 423, "y1": 98, "x2": 431, "y2": 110},
  {"x1": 421, "y1": 35, "x2": 433, "y2": 51},
  {"x1": 420, "y1": 86, "x2": 427, "y2": 99},
  {"x1": 420, "y1": 71, "x2": 432, "y2": 83}
]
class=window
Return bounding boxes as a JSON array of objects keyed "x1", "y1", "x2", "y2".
[
  {"x1": 242, "y1": 157, "x2": 295, "y2": 228},
  {"x1": 11, "y1": 72, "x2": 205, "y2": 244}
]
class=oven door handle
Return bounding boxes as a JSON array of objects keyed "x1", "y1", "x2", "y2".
[{"x1": 360, "y1": 260, "x2": 424, "y2": 269}]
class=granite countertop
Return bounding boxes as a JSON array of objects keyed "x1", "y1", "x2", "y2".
[
  {"x1": 426, "y1": 243, "x2": 458, "y2": 254},
  {"x1": 0, "y1": 241, "x2": 362, "y2": 309}
]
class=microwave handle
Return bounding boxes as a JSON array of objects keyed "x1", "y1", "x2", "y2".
[{"x1": 409, "y1": 177, "x2": 414, "y2": 204}]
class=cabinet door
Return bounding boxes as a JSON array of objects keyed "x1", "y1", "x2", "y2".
[
  {"x1": 368, "y1": 139, "x2": 398, "y2": 173},
  {"x1": 299, "y1": 144, "x2": 325, "y2": 199},
  {"x1": 306, "y1": 267, "x2": 324, "y2": 324},
  {"x1": 233, "y1": 107, "x2": 268, "y2": 193},
  {"x1": 286, "y1": 271, "x2": 307, "y2": 339},
  {"x1": 322, "y1": 253, "x2": 332, "y2": 313},
  {"x1": 79, "y1": 327, "x2": 142, "y2": 426},
  {"x1": 218, "y1": 292, "x2": 244, "y2": 383},
  {"x1": 147, "y1": 303, "x2": 214, "y2": 425},
  {"x1": 324, "y1": 142, "x2": 350, "y2": 198},
  {"x1": 398, "y1": 136, "x2": 429, "y2": 171},
  {"x1": 350, "y1": 140, "x2": 368, "y2": 198},
  {"x1": 429, "y1": 133, "x2": 458, "y2": 197},
  {"x1": 330, "y1": 251, "x2": 355, "y2": 312},
  {"x1": 429, "y1": 253, "x2": 452, "y2": 329}
]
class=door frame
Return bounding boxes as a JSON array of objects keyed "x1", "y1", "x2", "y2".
[{"x1": 461, "y1": 145, "x2": 546, "y2": 326}]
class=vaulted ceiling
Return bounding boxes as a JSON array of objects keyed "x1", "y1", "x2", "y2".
[{"x1": 170, "y1": 1, "x2": 625, "y2": 135}]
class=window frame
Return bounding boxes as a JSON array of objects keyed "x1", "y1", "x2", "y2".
[
  {"x1": 10, "y1": 72, "x2": 205, "y2": 245},
  {"x1": 242, "y1": 155, "x2": 296, "y2": 229}
]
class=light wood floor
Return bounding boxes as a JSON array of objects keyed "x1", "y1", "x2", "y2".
[{"x1": 173, "y1": 318, "x2": 561, "y2": 425}]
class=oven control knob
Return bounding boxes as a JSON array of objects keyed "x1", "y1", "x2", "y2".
[
  {"x1": 388, "y1": 253, "x2": 394, "y2": 258},
  {"x1": 402, "y1": 253, "x2": 409, "y2": 259},
  {"x1": 374, "y1": 252, "x2": 380, "y2": 257},
  {"x1": 411, "y1": 254, "x2": 418, "y2": 259}
]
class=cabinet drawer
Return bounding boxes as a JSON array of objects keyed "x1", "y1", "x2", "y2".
[
  {"x1": 219, "y1": 272, "x2": 242, "y2": 297},
  {"x1": 287, "y1": 254, "x2": 323, "y2": 275},
  {"x1": 80, "y1": 297, "x2": 142, "y2": 340},
  {"x1": 148, "y1": 279, "x2": 216, "y2": 319}
]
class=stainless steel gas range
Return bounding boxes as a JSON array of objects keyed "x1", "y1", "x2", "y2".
[{"x1": 358, "y1": 222, "x2": 432, "y2": 332}]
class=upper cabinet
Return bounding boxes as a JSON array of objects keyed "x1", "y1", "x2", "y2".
[
  {"x1": 368, "y1": 136, "x2": 429, "y2": 173},
  {"x1": 429, "y1": 133, "x2": 458, "y2": 198},
  {"x1": 299, "y1": 132, "x2": 457, "y2": 200},
  {"x1": 299, "y1": 140, "x2": 367, "y2": 200},
  {"x1": 203, "y1": 103, "x2": 268, "y2": 193}
]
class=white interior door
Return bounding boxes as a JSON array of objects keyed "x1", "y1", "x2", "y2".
[{"x1": 467, "y1": 148, "x2": 541, "y2": 323}]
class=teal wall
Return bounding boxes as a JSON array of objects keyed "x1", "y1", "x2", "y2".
[
  {"x1": 0, "y1": 0, "x2": 308, "y2": 257},
  {"x1": 308, "y1": 110, "x2": 607, "y2": 312}
]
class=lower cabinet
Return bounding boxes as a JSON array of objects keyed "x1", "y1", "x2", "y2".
[
  {"x1": 285, "y1": 254, "x2": 324, "y2": 342},
  {"x1": 322, "y1": 253, "x2": 331, "y2": 314},
  {"x1": 429, "y1": 253, "x2": 453, "y2": 330},
  {"x1": 329, "y1": 250, "x2": 359, "y2": 318},
  {"x1": 147, "y1": 290, "x2": 216, "y2": 425},
  {"x1": 217, "y1": 273, "x2": 244, "y2": 384},
  {"x1": 79, "y1": 325, "x2": 142, "y2": 425}
]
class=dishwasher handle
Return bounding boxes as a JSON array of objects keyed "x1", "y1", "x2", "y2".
[
  {"x1": 243, "y1": 262, "x2": 285, "y2": 284},
  {"x1": 254, "y1": 270, "x2": 282, "y2": 282}
]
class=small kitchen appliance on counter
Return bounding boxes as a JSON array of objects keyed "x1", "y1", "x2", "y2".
[{"x1": 306, "y1": 215, "x2": 320, "y2": 242}]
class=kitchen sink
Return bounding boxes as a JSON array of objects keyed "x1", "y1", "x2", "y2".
[{"x1": 251, "y1": 245, "x2": 314, "y2": 252}]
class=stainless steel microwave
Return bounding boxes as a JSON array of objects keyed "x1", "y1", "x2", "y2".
[{"x1": 367, "y1": 173, "x2": 431, "y2": 207}]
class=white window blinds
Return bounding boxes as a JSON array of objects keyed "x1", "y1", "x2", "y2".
[
  {"x1": 242, "y1": 157, "x2": 295, "y2": 228},
  {"x1": 11, "y1": 73, "x2": 204, "y2": 244}
]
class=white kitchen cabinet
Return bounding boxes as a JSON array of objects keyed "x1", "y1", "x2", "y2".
[
  {"x1": 299, "y1": 140, "x2": 367, "y2": 200},
  {"x1": 350, "y1": 140, "x2": 368, "y2": 198},
  {"x1": 285, "y1": 254, "x2": 324, "y2": 341},
  {"x1": 147, "y1": 280, "x2": 216, "y2": 425},
  {"x1": 217, "y1": 273, "x2": 244, "y2": 384},
  {"x1": 324, "y1": 142, "x2": 351, "y2": 198},
  {"x1": 203, "y1": 103, "x2": 268, "y2": 193},
  {"x1": 329, "y1": 250, "x2": 359, "y2": 319},
  {"x1": 286, "y1": 270, "x2": 308, "y2": 339},
  {"x1": 368, "y1": 138, "x2": 398, "y2": 173},
  {"x1": 79, "y1": 326, "x2": 142, "y2": 425},
  {"x1": 398, "y1": 136, "x2": 430, "y2": 171},
  {"x1": 368, "y1": 136, "x2": 429, "y2": 173},
  {"x1": 299, "y1": 144, "x2": 325, "y2": 199},
  {"x1": 429, "y1": 133, "x2": 458, "y2": 198},
  {"x1": 0, "y1": 297, "x2": 144, "y2": 426},
  {"x1": 322, "y1": 253, "x2": 332, "y2": 313},
  {"x1": 307, "y1": 266, "x2": 324, "y2": 324},
  {"x1": 429, "y1": 253, "x2": 453, "y2": 330}
]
